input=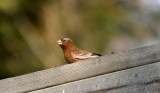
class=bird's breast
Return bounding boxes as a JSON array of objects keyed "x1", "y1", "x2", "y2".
[{"x1": 63, "y1": 50, "x2": 76, "y2": 63}]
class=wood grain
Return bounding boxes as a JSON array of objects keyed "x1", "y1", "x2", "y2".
[
  {"x1": 30, "y1": 62, "x2": 160, "y2": 93},
  {"x1": 0, "y1": 43, "x2": 160, "y2": 93}
]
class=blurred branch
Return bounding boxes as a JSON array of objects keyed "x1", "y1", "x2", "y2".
[{"x1": 13, "y1": 15, "x2": 62, "y2": 68}]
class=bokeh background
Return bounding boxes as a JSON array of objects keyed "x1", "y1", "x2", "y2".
[{"x1": 0, "y1": 0, "x2": 160, "y2": 79}]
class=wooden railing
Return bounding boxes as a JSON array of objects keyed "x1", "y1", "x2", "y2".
[{"x1": 0, "y1": 43, "x2": 160, "y2": 93}]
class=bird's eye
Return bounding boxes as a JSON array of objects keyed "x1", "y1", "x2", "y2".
[{"x1": 63, "y1": 40, "x2": 67, "y2": 42}]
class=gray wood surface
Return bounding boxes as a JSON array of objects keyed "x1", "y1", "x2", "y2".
[
  {"x1": 0, "y1": 43, "x2": 160, "y2": 93},
  {"x1": 30, "y1": 62, "x2": 160, "y2": 93}
]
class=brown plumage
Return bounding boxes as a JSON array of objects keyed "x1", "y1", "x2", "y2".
[{"x1": 57, "y1": 38, "x2": 102, "y2": 64}]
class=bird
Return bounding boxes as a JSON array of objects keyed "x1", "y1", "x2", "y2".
[{"x1": 57, "y1": 38, "x2": 102, "y2": 64}]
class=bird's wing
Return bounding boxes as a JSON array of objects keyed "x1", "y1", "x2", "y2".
[{"x1": 71, "y1": 52, "x2": 101, "y2": 60}]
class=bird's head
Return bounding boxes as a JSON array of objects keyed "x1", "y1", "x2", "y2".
[{"x1": 57, "y1": 38, "x2": 73, "y2": 49}]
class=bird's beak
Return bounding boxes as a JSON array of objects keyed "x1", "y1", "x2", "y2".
[{"x1": 57, "y1": 40, "x2": 62, "y2": 45}]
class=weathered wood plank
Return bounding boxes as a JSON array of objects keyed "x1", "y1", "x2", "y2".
[
  {"x1": 0, "y1": 43, "x2": 160, "y2": 93},
  {"x1": 30, "y1": 62, "x2": 160, "y2": 93}
]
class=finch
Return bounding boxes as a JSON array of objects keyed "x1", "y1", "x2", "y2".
[{"x1": 57, "y1": 38, "x2": 102, "y2": 64}]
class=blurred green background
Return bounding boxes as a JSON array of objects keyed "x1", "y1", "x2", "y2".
[{"x1": 0, "y1": 0, "x2": 160, "y2": 79}]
